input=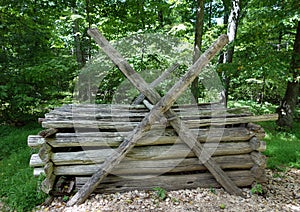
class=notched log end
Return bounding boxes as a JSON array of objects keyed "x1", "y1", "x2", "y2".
[{"x1": 39, "y1": 128, "x2": 59, "y2": 138}]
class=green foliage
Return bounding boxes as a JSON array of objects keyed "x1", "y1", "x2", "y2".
[
  {"x1": 250, "y1": 183, "x2": 264, "y2": 195},
  {"x1": 228, "y1": 100, "x2": 276, "y2": 115},
  {"x1": 260, "y1": 121, "x2": 300, "y2": 170},
  {"x1": 220, "y1": 203, "x2": 226, "y2": 209},
  {"x1": 0, "y1": 55, "x2": 78, "y2": 124},
  {"x1": 209, "y1": 186, "x2": 216, "y2": 194},
  {"x1": 153, "y1": 187, "x2": 167, "y2": 200},
  {"x1": 0, "y1": 124, "x2": 48, "y2": 212}
]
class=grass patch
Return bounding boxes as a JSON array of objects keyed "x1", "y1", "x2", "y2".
[
  {"x1": 228, "y1": 100, "x2": 300, "y2": 170},
  {"x1": 260, "y1": 121, "x2": 300, "y2": 170},
  {"x1": 0, "y1": 123, "x2": 48, "y2": 212}
]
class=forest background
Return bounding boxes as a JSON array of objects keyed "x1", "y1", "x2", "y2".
[
  {"x1": 0, "y1": 1, "x2": 300, "y2": 211},
  {"x1": 1, "y1": 0, "x2": 299, "y2": 128}
]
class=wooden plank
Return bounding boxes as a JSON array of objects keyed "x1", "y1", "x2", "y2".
[
  {"x1": 41, "y1": 114, "x2": 277, "y2": 129},
  {"x1": 75, "y1": 170, "x2": 254, "y2": 193},
  {"x1": 53, "y1": 155, "x2": 254, "y2": 176},
  {"x1": 44, "y1": 109, "x2": 251, "y2": 121},
  {"x1": 34, "y1": 168, "x2": 44, "y2": 177},
  {"x1": 28, "y1": 135, "x2": 45, "y2": 148},
  {"x1": 67, "y1": 30, "x2": 231, "y2": 206},
  {"x1": 28, "y1": 127, "x2": 260, "y2": 148},
  {"x1": 29, "y1": 142, "x2": 256, "y2": 167},
  {"x1": 53, "y1": 102, "x2": 224, "y2": 111}
]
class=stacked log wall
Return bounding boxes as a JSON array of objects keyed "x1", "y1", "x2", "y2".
[{"x1": 28, "y1": 103, "x2": 273, "y2": 194}]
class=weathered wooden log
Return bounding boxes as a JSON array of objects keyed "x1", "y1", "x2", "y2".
[
  {"x1": 34, "y1": 168, "x2": 44, "y2": 177},
  {"x1": 39, "y1": 128, "x2": 58, "y2": 138},
  {"x1": 44, "y1": 106, "x2": 251, "y2": 120},
  {"x1": 67, "y1": 30, "x2": 238, "y2": 206},
  {"x1": 28, "y1": 135, "x2": 45, "y2": 148},
  {"x1": 30, "y1": 142, "x2": 260, "y2": 167},
  {"x1": 28, "y1": 127, "x2": 265, "y2": 148},
  {"x1": 251, "y1": 165, "x2": 267, "y2": 183},
  {"x1": 38, "y1": 143, "x2": 52, "y2": 163},
  {"x1": 44, "y1": 162, "x2": 54, "y2": 179},
  {"x1": 31, "y1": 154, "x2": 255, "y2": 177},
  {"x1": 251, "y1": 151, "x2": 266, "y2": 168},
  {"x1": 41, "y1": 174, "x2": 56, "y2": 194},
  {"x1": 42, "y1": 114, "x2": 278, "y2": 131},
  {"x1": 75, "y1": 170, "x2": 254, "y2": 193},
  {"x1": 257, "y1": 141, "x2": 266, "y2": 152},
  {"x1": 30, "y1": 154, "x2": 44, "y2": 167},
  {"x1": 53, "y1": 155, "x2": 254, "y2": 176},
  {"x1": 41, "y1": 114, "x2": 278, "y2": 129}
]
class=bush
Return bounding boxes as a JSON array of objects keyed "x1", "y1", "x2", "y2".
[{"x1": 0, "y1": 55, "x2": 78, "y2": 124}]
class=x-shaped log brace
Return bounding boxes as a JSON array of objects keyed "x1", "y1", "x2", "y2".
[{"x1": 67, "y1": 29, "x2": 244, "y2": 206}]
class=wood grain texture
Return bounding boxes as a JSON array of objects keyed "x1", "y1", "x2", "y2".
[{"x1": 75, "y1": 170, "x2": 254, "y2": 193}]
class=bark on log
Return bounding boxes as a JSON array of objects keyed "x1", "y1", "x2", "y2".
[{"x1": 67, "y1": 30, "x2": 233, "y2": 206}]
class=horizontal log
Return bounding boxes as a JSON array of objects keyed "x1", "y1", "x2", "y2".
[
  {"x1": 251, "y1": 165, "x2": 267, "y2": 183},
  {"x1": 28, "y1": 135, "x2": 45, "y2": 148},
  {"x1": 44, "y1": 108, "x2": 251, "y2": 121},
  {"x1": 41, "y1": 114, "x2": 278, "y2": 129},
  {"x1": 251, "y1": 151, "x2": 266, "y2": 167},
  {"x1": 53, "y1": 154, "x2": 254, "y2": 176},
  {"x1": 34, "y1": 168, "x2": 44, "y2": 177},
  {"x1": 28, "y1": 127, "x2": 263, "y2": 148},
  {"x1": 75, "y1": 170, "x2": 254, "y2": 193},
  {"x1": 53, "y1": 103, "x2": 225, "y2": 113},
  {"x1": 30, "y1": 142, "x2": 259, "y2": 167},
  {"x1": 39, "y1": 128, "x2": 58, "y2": 138}
]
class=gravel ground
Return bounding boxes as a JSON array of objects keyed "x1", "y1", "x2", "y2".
[{"x1": 36, "y1": 168, "x2": 300, "y2": 212}]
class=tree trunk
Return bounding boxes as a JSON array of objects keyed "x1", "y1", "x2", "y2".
[
  {"x1": 222, "y1": 0, "x2": 241, "y2": 106},
  {"x1": 276, "y1": 21, "x2": 300, "y2": 129},
  {"x1": 72, "y1": 2, "x2": 85, "y2": 68},
  {"x1": 191, "y1": 0, "x2": 205, "y2": 103},
  {"x1": 86, "y1": 0, "x2": 92, "y2": 60}
]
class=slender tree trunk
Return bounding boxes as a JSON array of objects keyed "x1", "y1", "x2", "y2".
[
  {"x1": 86, "y1": 0, "x2": 92, "y2": 60},
  {"x1": 73, "y1": 19, "x2": 85, "y2": 68},
  {"x1": 276, "y1": 21, "x2": 300, "y2": 129},
  {"x1": 222, "y1": 0, "x2": 241, "y2": 106},
  {"x1": 218, "y1": 0, "x2": 230, "y2": 64},
  {"x1": 208, "y1": 0, "x2": 213, "y2": 28},
  {"x1": 191, "y1": 0, "x2": 204, "y2": 103}
]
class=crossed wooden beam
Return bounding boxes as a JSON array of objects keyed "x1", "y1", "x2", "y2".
[{"x1": 67, "y1": 29, "x2": 243, "y2": 206}]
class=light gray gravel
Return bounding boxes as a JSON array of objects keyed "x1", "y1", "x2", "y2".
[{"x1": 36, "y1": 168, "x2": 300, "y2": 212}]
